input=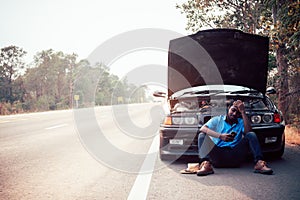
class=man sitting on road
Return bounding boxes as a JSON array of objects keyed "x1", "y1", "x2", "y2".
[{"x1": 197, "y1": 100, "x2": 273, "y2": 176}]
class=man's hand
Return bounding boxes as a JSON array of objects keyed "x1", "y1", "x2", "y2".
[
  {"x1": 219, "y1": 134, "x2": 235, "y2": 142},
  {"x1": 233, "y1": 100, "x2": 245, "y2": 113},
  {"x1": 233, "y1": 99, "x2": 252, "y2": 133}
]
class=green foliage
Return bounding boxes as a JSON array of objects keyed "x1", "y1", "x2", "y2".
[
  {"x1": 177, "y1": 0, "x2": 299, "y2": 68},
  {"x1": 262, "y1": 0, "x2": 300, "y2": 123},
  {"x1": 0, "y1": 46, "x2": 26, "y2": 103},
  {"x1": 2, "y1": 32, "x2": 148, "y2": 115},
  {"x1": 0, "y1": 47, "x2": 147, "y2": 114},
  {"x1": 35, "y1": 95, "x2": 55, "y2": 111},
  {"x1": 177, "y1": 0, "x2": 266, "y2": 34},
  {"x1": 268, "y1": 53, "x2": 277, "y2": 71}
]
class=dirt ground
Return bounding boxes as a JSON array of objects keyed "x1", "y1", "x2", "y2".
[{"x1": 285, "y1": 125, "x2": 300, "y2": 146}]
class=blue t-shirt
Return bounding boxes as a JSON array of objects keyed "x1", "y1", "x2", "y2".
[{"x1": 204, "y1": 115, "x2": 244, "y2": 148}]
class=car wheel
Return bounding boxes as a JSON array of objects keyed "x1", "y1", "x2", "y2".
[
  {"x1": 273, "y1": 141, "x2": 285, "y2": 158},
  {"x1": 267, "y1": 139, "x2": 285, "y2": 159}
]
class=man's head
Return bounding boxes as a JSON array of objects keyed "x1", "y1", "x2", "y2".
[{"x1": 227, "y1": 100, "x2": 242, "y2": 122}]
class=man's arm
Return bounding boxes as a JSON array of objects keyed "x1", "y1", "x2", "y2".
[
  {"x1": 200, "y1": 125, "x2": 233, "y2": 142},
  {"x1": 241, "y1": 112, "x2": 252, "y2": 133},
  {"x1": 234, "y1": 100, "x2": 252, "y2": 133},
  {"x1": 200, "y1": 125, "x2": 221, "y2": 138}
]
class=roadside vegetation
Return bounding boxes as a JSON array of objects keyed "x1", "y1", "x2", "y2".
[
  {"x1": 0, "y1": 48, "x2": 149, "y2": 115},
  {"x1": 286, "y1": 125, "x2": 300, "y2": 145}
]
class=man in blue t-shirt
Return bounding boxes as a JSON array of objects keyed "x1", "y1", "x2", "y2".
[{"x1": 197, "y1": 100, "x2": 273, "y2": 176}]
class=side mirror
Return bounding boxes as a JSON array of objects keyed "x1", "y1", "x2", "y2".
[
  {"x1": 153, "y1": 91, "x2": 166, "y2": 98},
  {"x1": 266, "y1": 87, "x2": 276, "y2": 95}
]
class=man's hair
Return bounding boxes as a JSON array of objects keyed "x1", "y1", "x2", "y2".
[
  {"x1": 227, "y1": 100, "x2": 242, "y2": 116},
  {"x1": 227, "y1": 100, "x2": 235, "y2": 108}
]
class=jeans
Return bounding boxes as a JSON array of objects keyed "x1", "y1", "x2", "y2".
[{"x1": 198, "y1": 131, "x2": 264, "y2": 165}]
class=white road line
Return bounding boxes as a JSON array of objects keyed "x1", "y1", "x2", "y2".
[
  {"x1": 45, "y1": 124, "x2": 68, "y2": 130},
  {"x1": 127, "y1": 134, "x2": 159, "y2": 200},
  {"x1": 0, "y1": 120, "x2": 10, "y2": 123},
  {"x1": 0, "y1": 118, "x2": 28, "y2": 123}
]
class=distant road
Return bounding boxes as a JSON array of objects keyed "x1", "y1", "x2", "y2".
[{"x1": 0, "y1": 103, "x2": 299, "y2": 200}]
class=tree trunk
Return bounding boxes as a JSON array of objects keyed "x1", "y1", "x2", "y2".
[
  {"x1": 69, "y1": 78, "x2": 73, "y2": 109},
  {"x1": 276, "y1": 45, "x2": 289, "y2": 123}
]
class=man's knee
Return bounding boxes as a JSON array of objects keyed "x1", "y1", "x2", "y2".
[
  {"x1": 245, "y1": 131, "x2": 257, "y2": 138},
  {"x1": 244, "y1": 131, "x2": 259, "y2": 142},
  {"x1": 198, "y1": 132, "x2": 206, "y2": 140}
]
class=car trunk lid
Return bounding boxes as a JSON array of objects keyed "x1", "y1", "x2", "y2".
[{"x1": 168, "y1": 29, "x2": 269, "y2": 97}]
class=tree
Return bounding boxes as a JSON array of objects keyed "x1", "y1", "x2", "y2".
[
  {"x1": 0, "y1": 46, "x2": 148, "y2": 113},
  {"x1": 24, "y1": 49, "x2": 78, "y2": 110},
  {"x1": 65, "y1": 53, "x2": 78, "y2": 108},
  {"x1": 261, "y1": 0, "x2": 300, "y2": 123},
  {"x1": 177, "y1": 0, "x2": 265, "y2": 33},
  {"x1": 0, "y1": 45, "x2": 26, "y2": 103}
]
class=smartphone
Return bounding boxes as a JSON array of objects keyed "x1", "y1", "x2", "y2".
[{"x1": 230, "y1": 132, "x2": 237, "y2": 138}]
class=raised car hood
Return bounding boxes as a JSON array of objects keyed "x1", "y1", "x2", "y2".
[{"x1": 168, "y1": 29, "x2": 269, "y2": 97}]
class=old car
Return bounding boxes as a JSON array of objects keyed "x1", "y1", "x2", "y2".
[{"x1": 156, "y1": 29, "x2": 285, "y2": 161}]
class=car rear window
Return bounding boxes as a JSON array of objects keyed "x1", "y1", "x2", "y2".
[{"x1": 244, "y1": 99, "x2": 269, "y2": 110}]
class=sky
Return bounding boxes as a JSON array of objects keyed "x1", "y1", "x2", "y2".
[
  {"x1": 0, "y1": 0, "x2": 191, "y2": 94},
  {"x1": 0, "y1": 0, "x2": 188, "y2": 63}
]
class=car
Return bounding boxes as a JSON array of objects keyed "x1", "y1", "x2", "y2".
[{"x1": 155, "y1": 29, "x2": 285, "y2": 161}]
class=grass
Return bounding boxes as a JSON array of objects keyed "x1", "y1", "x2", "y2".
[{"x1": 285, "y1": 125, "x2": 300, "y2": 146}]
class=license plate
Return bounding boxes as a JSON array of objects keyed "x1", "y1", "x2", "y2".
[
  {"x1": 170, "y1": 139, "x2": 184, "y2": 145},
  {"x1": 265, "y1": 137, "x2": 277, "y2": 144}
]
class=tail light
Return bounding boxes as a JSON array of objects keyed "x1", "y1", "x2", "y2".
[
  {"x1": 251, "y1": 115, "x2": 262, "y2": 124},
  {"x1": 163, "y1": 116, "x2": 198, "y2": 125},
  {"x1": 262, "y1": 113, "x2": 273, "y2": 123},
  {"x1": 274, "y1": 113, "x2": 281, "y2": 123},
  {"x1": 163, "y1": 116, "x2": 172, "y2": 125},
  {"x1": 250, "y1": 113, "x2": 281, "y2": 124}
]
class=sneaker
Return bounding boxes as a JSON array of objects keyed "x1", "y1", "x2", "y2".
[
  {"x1": 254, "y1": 160, "x2": 273, "y2": 175},
  {"x1": 197, "y1": 161, "x2": 214, "y2": 176}
]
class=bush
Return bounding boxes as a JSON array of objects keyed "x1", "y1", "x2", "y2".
[
  {"x1": 0, "y1": 102, "x2": 10, "y2": 115},
  {"x1": 36, "y1": 95, "x2": 55, "y2": 111}
]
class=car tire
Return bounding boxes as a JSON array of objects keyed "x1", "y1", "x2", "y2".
[
  {"x1": 266, "y1": 139, "x2": 285, "y2": 159},
  {"x1": 273, "y1": 141, "x2": 285, "y2": 158}
]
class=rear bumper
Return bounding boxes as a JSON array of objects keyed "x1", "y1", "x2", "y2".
[
  {"x1": 159, "y1": 126, "x2": 200, "y2": 157},
  {"x1": 252, "y1": 124, "x2": 285, "y2": 153}
]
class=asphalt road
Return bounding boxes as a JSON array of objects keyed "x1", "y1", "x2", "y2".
[{"x1": 0, "y1": 103, "x2": 299, "y2": 200}]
